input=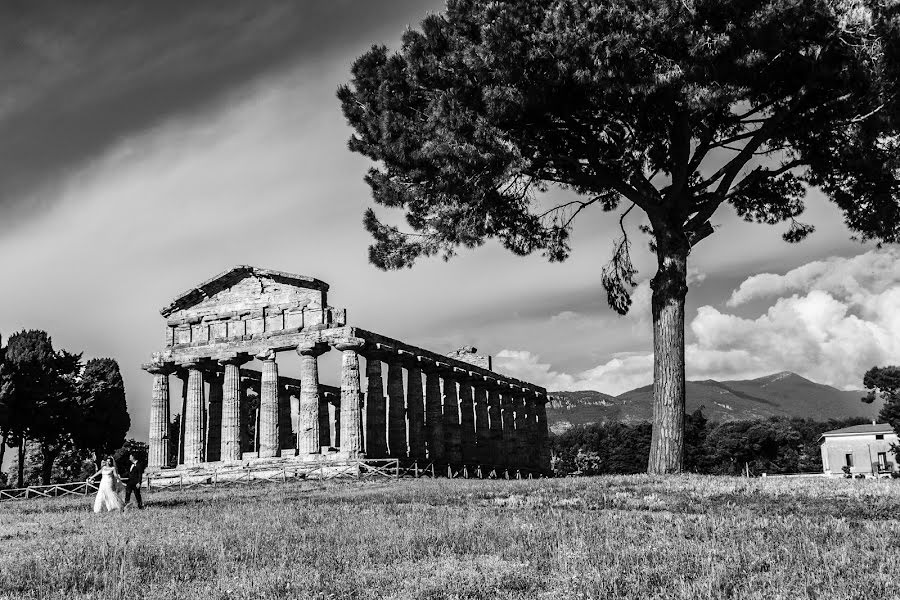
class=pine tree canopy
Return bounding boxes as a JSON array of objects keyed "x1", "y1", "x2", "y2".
[{"x1": 339, "y1": 0, "x2": 899, "y2": 312}]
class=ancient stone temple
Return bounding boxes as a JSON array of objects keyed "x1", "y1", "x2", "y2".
[{"x1": 142, "y1": 266, "x2": 550, "y2": 476}]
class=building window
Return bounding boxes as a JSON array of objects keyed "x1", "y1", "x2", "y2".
[
  {"x1": 845, "y1": 453, "x2": 854, "y2": 468},
  {"x1": 876, "y1": 434, "x2": 884, "y2": 440},
  {"x1": 878, "y1": 452, "x2": 888, "y2": 471}
]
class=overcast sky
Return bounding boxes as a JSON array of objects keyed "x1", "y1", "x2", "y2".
[{"x1": 1, "y1": 1, "x2": 897, "y2": 442}]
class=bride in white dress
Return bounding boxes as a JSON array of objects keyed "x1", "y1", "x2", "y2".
[{"x1": 89, "y1": 457, "x2": 125, "y2": 513}]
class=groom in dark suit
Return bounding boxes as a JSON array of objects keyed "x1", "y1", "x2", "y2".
[{"x1": 124, "y1": 453, "x2": 145, "y2": 510}]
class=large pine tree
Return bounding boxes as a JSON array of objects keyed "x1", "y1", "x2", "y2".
[{"x1": 339, "y1": 0, "x2": 899, "y2": 472}]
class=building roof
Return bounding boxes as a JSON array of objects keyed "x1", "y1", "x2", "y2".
[
  {"x1": 160, "y1": 266, "x2": 329, "y2": 317},
  {"x1": 820, "y1": 423, "x2": 896, "y2": 437}
]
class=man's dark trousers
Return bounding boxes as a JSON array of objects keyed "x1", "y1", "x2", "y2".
[{"x1": 125, "y1": 462, "x2": 144, "y2": 508}]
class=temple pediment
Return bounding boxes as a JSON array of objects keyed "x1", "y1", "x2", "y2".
[{"x1": 160, "y1": 266, "x2": 343, "y2": 348}]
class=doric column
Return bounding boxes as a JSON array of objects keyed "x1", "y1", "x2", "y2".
[
  {"x1": 404, "y1": 356, "x2": 425, "y2": 460},
  {"x1": 147, "y1": 365, "x2": 172, "y2": 469},
  {"x1": 523, "y1": 392, "x2": 537, "y2": 469},
  {"x1": 486, "y1": 383, "x2": 503, "y2": 466},
  {"x1": 183, "y1": 362, "x2": 206, "y2": 465},
  {"x1": 205, "y1": 369, "x2": 224, "y2": 463},
  {"x1": 328, "y1": 392, "x2": 341, "y2": 448},
  {"x1": 364, "y1": 356, "x2": 387, "y2": 457},
  {"x1": 442, "y1": 370, "x2": 462, "y2": 464},
  {"x1": 176, "y1": 369, "x2": 188, "y2": 465},
  {"x1": 219, "y1": 356, "x2": 247, "y2": 462},
  {"x1": 335, "y1": 337, "x2": 365, "y2": 457},
  {"x1": 279, "y1": 385, "x2": 295, "y2": 454},
  {"x1": 240, "y1": 378, "x2": 260, "y2": 455},
  {"x1": 499, "y1": 388, "x2": 515, "y2": 469},
  {"x1": 386, "y1": 357, "x2": 407, "y2": 458},
  {"x1": 472, "y1": 378, "x2": 490, "y2": 465},
  {"x1": 535, "y1": 394, "x2": 551, "y2": 473},
  {"x1": 423, "y1": 365, "x2": 444, "y2": 462},
  {"x1": 513, "y1": 390, "x2": 528, "y2": 468},
  {"x1": 318, "y1": 394, "x2": 332, "y2": 448},
  {"x1": 257, "y1": 350, "x2": 280, "y2": 458},
  {"x1": 297, "y1": 340, "x2": 330, "y2": 455},
  {"x1": 457, "y1": 370, "x2": 476, "y2": 463}
]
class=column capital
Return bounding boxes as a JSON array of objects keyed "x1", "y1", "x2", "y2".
[
  {"x1": 363, "y1": 342, "x2": 396, "y2": 361},
  {"x1": 218, "y1": 353, "x2": 251, "y2": 367},
  {"x1": 418, "y1": 357, "x2": 442, "y2": 374},
  {"x1": 297, "y1": 340, "x2": 330, "y2": 357},
  {"x1": 396, "y1": 349, "x2": 422, "y2": 368},
  {"x1": 256, "y1": 348, "x2": 277, "y2": 362},
  {"x1": 143, "y1": 361, "x2": 175, "y2": 375},
  {"x1": 332, "y1": 336, "x2": 365, "y2": 352}
]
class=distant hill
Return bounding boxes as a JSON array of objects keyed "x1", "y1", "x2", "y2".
[{"x1": 547, "y1": 372, "x2": 880, "y2": 434}]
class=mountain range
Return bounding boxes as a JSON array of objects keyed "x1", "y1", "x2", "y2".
[{"x1": 546, "y1": 372, "x2": 881, "y2": 434}]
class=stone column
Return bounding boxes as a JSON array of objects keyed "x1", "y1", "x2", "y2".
[
  {"x1": 423, "y1": 366, "x2": 444, "y2": 462},
  {"x1": 183, "y1": 363, "x2": 206, "y2": 465},
  {"x1": 364, "y1": 356, "x2": 387, "y2": 457},
  {"x1": 147, "y1": 366, "x2": 171, "y2": 469},
  {"x1": 499, "y1": 389, "x2": 515, "y2": 469},
  {"x1": 386, "y1": 358, "x2": 407, "y2": 458},
  {"x1": 220, "y1": 357, "x2": 246, "y2": 462},
  {"x1": 280, "y1": 385, "x2": 295, "y2": 454},
  {"x1": 257, "y1": 350, "x2": 280, "y2": 458},
  {"x1": 442, "y1": 371, "x2": 462, "y2": 464},
  {"x1": 405, "y1": 359, "x2": 425, "y2": 460},
  {"x1": 176, "y1": 370, "x2": 188, "y2": 465},
  {"x1": 318, "y1": 394, "x2": 332, "y2": 448},
  {"x1": 473, "y1": 379, "x2": 490, "y2": 465},
  {"x1": 535, "y1": 394, "x2": 551, "y2": 473},
  {"x1": 297, "y1": 340, "x2": 330, "y2": 455},
  {"x1": 457, "y1": 371, "x2": 476, "y2": 463},
  {"x1": 523, "y1": 393, "x2": 537, "y2": 469},
  {"x1": 513, "y1": 391, "x2": 528, "y2": 469},
  {"x1": 486, "y1": 385, "x2": 503, "y2": 466},
  {"x1": 205, "y1": 369, "x2": 224, "y2": 463},
  {"x1": 335, "y1": 337, "x2": 365, "y2": 458},
  {"x1": 240, "y1": 378, "x2": 259, "y2": 455},
  {"x1": 329, "y1": 393, "x2": 341, "y2": 448}
]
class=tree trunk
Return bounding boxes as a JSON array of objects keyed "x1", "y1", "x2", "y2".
[
  {"x1": 17, "y1": 437, "x2": 25, "y2": 488},
  {"x1": 40, "y1": 444, "x2": 57, "y2": 485},
  {"x1": 0, "y1": 434, "x2": 6, "y2": 477},
  {"x1": 647, "y1": 228, "x2": 689, "y2": 474}
]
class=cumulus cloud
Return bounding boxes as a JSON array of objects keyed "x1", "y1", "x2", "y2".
[
  {"x1": 727, "y1": 249, "x2": 900, "y2": 307},
  {"x1": 499, "y1": 249, "x2": 900, "y2": 394},
  {"x1": 494, "y1": 350, "x2": 577, "y2": 391}
]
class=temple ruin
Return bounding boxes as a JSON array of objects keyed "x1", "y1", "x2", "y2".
[{"x1": 142, "y1": 266, "x2": 550, "y2": 477}]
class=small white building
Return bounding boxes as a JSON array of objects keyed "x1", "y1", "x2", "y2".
[{"x1": 819, "y1": 423, "x2": 898, "y2": 477}]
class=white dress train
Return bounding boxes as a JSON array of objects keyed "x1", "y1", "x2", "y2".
[{"x1": 93, "y1": 466, "x2": 125, "y2": 513}]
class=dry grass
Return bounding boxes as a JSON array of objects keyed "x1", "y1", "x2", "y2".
[{"x1": 1, "y1": 475, "x2": 898, "y2": 599}]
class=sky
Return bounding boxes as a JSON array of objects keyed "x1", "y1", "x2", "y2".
[{"x1": 0, "y1": 1, "x2": 897, "y2": 443}]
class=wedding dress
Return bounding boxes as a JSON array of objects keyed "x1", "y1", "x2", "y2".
[{"x1": 93, "y1": 465, "x2": 125, "y2": 513}]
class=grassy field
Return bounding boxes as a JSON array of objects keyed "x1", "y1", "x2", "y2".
[{"x1": 1, "y1": 475, "x2": 898, "y2": 599}]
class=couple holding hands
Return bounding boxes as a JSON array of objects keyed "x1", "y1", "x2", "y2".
[{"x1": 88, "y1": 453, "x2": 144, "y2": 513}]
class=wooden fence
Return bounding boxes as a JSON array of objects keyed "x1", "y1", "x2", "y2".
[
  {"x1": 0, "y1": 481, "x2": 99, "y2": 502},
  {"x1": 0, "y1": 459, "x2": 540, "y2": 503}
]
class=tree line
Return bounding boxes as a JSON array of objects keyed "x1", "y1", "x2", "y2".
[
  {"x1": 550, "y1": 411, "x2": 876, "y2": 477},
  {"x1": 0, "y1": 330, "x2": 130, "y2": 487}
]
